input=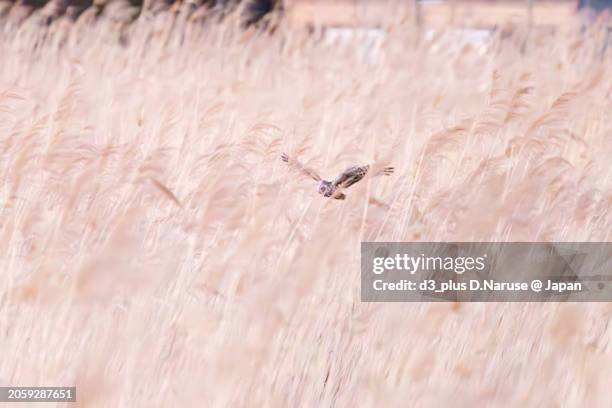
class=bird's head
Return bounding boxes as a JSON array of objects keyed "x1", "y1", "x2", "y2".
[{"x1": 317, "y1": 180, "x2": 334, "y2": 197}]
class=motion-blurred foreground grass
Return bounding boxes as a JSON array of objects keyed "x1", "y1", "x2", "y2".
[{"x1": 1, "y1": 9, "x2": 611, "y2": 407}]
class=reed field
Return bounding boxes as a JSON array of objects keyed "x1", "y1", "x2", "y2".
[{"x1": 0, "y1": 5, "x2": 611, "y2": 407}]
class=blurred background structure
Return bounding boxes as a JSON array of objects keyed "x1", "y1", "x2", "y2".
[{"x1": 289, "y1": 0, "x2": 575, "y2": 28}]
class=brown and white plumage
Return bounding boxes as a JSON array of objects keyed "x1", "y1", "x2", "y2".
[{"x1": 281, "y1": 153, "x2": 394, "y2": 200}]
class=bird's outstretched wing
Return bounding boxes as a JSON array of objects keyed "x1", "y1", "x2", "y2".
[
  {"x1": 333, "y1": 166, "x2": 370, "y2": 189},
  {"x1": 281, "y1": 153, "x2": 322, "y2": 182},
  {"x1": 332, "y1": 164, "x2": 394, "y2": 189}
]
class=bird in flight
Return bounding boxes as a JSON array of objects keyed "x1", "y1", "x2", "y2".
[{"x1": 281, "y1": 153, "x2": 394, "y2": 200}]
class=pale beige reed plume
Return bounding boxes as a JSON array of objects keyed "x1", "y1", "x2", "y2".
[{"x1": 0, "y1": 7, "x2": 611, "y2": 407}]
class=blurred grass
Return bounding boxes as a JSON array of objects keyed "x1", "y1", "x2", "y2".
[{"x1": 0, "y1": 8, "x2": 611, "y2": 407}]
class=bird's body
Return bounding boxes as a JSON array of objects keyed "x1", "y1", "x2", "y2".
[{"x1": 281, "y1": 153, "x2": 393, "y2": 200}]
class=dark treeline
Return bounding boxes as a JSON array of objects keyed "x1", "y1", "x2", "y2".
[{"x1": 0, "y1": 0, "x2": 281, "y2": 27}]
